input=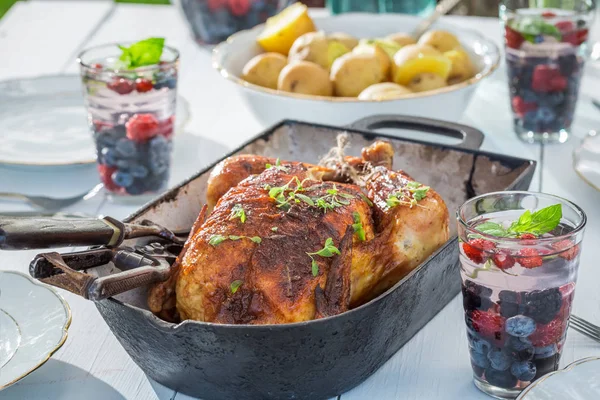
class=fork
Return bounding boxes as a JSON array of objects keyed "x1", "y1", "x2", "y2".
[
  {"x1": 0, "y1": 184, "x2": 102, "y2": 212},
  {"x1": 570, "y1": 314, "x2": 600, "y2": 343}
]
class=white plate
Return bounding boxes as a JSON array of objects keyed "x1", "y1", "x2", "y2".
[
  {"x1": 0, "y1": 75, "x2": 190, "y2": 168},
  {"x1": 573, "y1": 131, "x2": 600, "y2": 191},
  {"x1": 0, "y1": 271, "x2": 71, "y2": 390},
  {"x1": 517, "y1": 357, "x2": 600, "y2": 400}
]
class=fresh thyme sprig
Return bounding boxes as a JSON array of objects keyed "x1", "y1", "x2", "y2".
[
  {"x1": 267, "y1": 176, "x2": 313, "y2": 211},
  {"x1": 265, "y1": 158, "x2": 289, "y2": 173},
  {"x1": 229, "y1": 204, "x2": 246, "y2": 223},
  {"x1": 306, "y1": 237, "x2": 340, "y2": 277},
  {"x1": 314, "y1": 185, "x2": 355, "y2": 213},
  {"x1": 386, "y1": 181, "x2": 430, "y2": 209},
  {"x1": 352, "y1": 212, "x2": 366, "y2": 241},
  {"x1": 208, "y1": 234, "x2": 261, "y2": 247},
  {"x1": 230, "y1": 280, "x2": 243, "y2": 294}
]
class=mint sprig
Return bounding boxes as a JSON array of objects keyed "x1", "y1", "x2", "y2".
[
  {"x1": 510, "y1": 18, "x2": 562, "y2": 42},
  {"x1": 119, "y1": 37, "x2": 165, "y2": 69},
  {"x1": 475, "y1": 204, "x2": 562, "y2": 238}
]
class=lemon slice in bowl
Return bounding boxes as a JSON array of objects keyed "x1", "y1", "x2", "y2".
[
  {"x1": 257, "y1": 3, "x2": 316, "y2": 55},
  {"x1": 392, "y1": 44, "x2": 452, "y2": 86}
]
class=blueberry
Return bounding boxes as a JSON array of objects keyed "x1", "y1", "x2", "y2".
[
  {"x1": 522, "y1": 111, "x2": 539, "y2": 131},
  {"x1": 535, "y1": 107, "x2": 556, "y2": 124},
  {"x1": 534, "y1": 344, "x2": 558, "y2": 359},
  {"x1": 506, "y1": 315, "x2": 536, "y2": 337},
  {"x1": 116, "y1": 159, "x2": 132, "y2": 169},
  {"x1": 559, "y1": 54, "x2": 579, "y2": 76},
  {"x1": 146, "y1": 171, "x2": 169, "y2": 192},
  {"x1": 112, "y1": 171, "x2": 134, "y2": 188},
  {"x1": 511, "y1": 361, "x2": 537, "y2": 381},
  {"x1": 101, "y1": 147, "x2": 118, "y2": 167},
  {"x1": 487, "y1": 348, "x2": 512, "y2": 371},
  {"x1": 148, "y1": 136, "x2": 171, "y2": 174},
  {"x1": 129, "y1": 164, "x2": 149, "y2": 178},
  {"x1": 506, "y1": 336, "x2": 534, "y2": 361},
  {"x1": 125, "y1": 179, "x2": 147, "y2": 195},
  {"x1": 534, "y1": 354, "x2": 560, "y2": 380},
  {"x1": 485, "y1": 368, "x2": 517, "y2": 389},
  {"x1": 468, "y1": 331, "x2": 492, "y2": 354},
  {"x1": 520, "y1": 90, "x2": 538, "y2": 103},
  {"x1": 471, "y1": 350, "x2": 490, "y2": 369},
  {"x1": 539, "y1": 92, "x2": 565, "y2": 107},
  {"x1": 115, "y1": 138, "x2": 138, "y2": 158},
  {"x1": 534, "y1": 35, "x2": 544, "y2": 43},
  {"x1": 524, "y1": 289, "x2": 562, "y2": 324},
  {"x1": 154, "y1": 77, "x2": 177, "y2": 90},
  {"x1": 95, "y1": 126, "x2": 126, "y2": 149}
]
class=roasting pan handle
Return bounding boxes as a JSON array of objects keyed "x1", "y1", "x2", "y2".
[{"x1": 346, "y1": 114, "x2": 484, "y2": 150}]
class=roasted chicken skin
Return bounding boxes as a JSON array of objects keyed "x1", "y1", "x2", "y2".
[{"x1": 149, "y1": 141, "x2": 450, "y2": 324}]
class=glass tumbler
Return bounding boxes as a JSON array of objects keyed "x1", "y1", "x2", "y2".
[
  {"x1": 500, "y1": 0, "x2": 596, "y2": 144},
  {"x1": 78, "y1": 43, "x2": 179, "y2": 200},
  {"x1": 457, "y1": 191, "x2": 586, "y2": 399}
]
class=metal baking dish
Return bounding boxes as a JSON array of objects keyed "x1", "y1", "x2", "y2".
[{"x1": 33, "y1": 115, "x2": 536, "y2": 400}]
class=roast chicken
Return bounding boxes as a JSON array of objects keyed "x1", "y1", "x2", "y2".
[{"x1": 148, "y1": 141, "x2": 449, "y2": 324}]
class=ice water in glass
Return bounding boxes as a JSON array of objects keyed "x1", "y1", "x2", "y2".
[{"x1": 458, "y1": 192, "x2": 586, "y2": 399}]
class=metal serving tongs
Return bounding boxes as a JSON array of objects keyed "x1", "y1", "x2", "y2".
[{"x1": 0, "y1": 216, "x2": 187, "y2": 301}]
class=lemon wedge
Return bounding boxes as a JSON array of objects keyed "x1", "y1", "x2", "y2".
[
  {"x1": 257, "y1": 3, "x2": 316, "y2": 55},
  {"x1": 392, "y1": 44, "x2": 451, "y2": 86}
]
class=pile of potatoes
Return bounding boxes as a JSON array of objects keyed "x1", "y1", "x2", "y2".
[{"x1": 242, "y1": 27, "x2": 475, "y2": 100}]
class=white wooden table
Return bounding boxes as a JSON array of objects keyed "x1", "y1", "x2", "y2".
[{"x1": 0, "y1": 2, "x2": 598, "y2": 399}]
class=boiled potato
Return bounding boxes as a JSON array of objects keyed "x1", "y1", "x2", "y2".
[
  {"x1": 288, "y1": 31, "x2": 330, "y2": 69},
  {"x1": 418, "y1": 30, "x2": 461, "y2": 52},
  {"x1": 278, "y1": 61, "x2": 333, "y2": 96},
  {"x1": 330, "y1": 52, "x2": 385, "y2": 97},
  {"x1": 242, "y1": 53, "x2": 288, "y2": 89},
  {"x1": 328, "y1": 32, "x2": 359, "y2": 50},
  {"x1": 352, "y1": 44, "x2": 391, "y2": 80},
  {"x1": 358, "y1": 82, "x2": 412, "y2": 100},
  {"x1": 359, "y1": 38, "x2": 402, "y2": 59},
  {"x1": 257, "y1": 3, "x2": 316, "y2": 55},
  {"x1": 392, "y1": 44, "x2": 451, "y2": 86},
  {"x1": 407, "y1": 73, "x2": 447, "y2": 92},
  {"x1": 386, "y1": 32, "x2": 417, "y2": 47},
  {"x1": 444, "y1": 48, "x2": 475, "y2": 84}
]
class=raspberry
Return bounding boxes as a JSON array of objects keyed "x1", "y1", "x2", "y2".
[
  {"x1": 462, "y1": 239, "x2": 496, "y2": 264},
  {"x1": 492, "y1": 250, "x2": 516, "y2": 270},
  {"x1": 97, "y1": 164, "x2": 120, "y2": 192},
  {"x1": 126, "y1": 113, "x2": 159, "y2": 142},
  {"x1": 555, "y1": 21, "x2": 575, "y2": 33},
  {"x1": 518, "y1": 248, "x2": 543, "y2": 268},
  {"x1": 135, "y1": 78, "x2": 153, "y2": 93},
  {"x1": 542, "y1": 11, "x2": 556, "y2": 18},
  {"x1": 529, "y1": 318, "x2": 565, "y2": 347},
  {"x1": 532, "y1": 65, "x2": 563, "y2": 93},
  {"x1": 157, "y1": 116, "x2": 175, "y2": 139},
  {"x1": 505, "y1": 26, "x2": 525, "y2": 49},
  {"x1": 208, "y1": 0, "x2": 226, "y2": 11},
  {"x1": 228, "y1": 0, "x2": 250, "y2": 16},
  {"x1": 92, "y1": 63, "x2": 103, "y2": 69},
  {"x1": 551, "y1": 239, "x2": 580, "y2": 260},
  {"x1": 519, "y1": 233, "x2": 537, "y2": 240},
  {"x1": 549, "y1": 75, "x2": 567, "y2": 92},
  {"x1": 512, "y1": 96, "x2": 538, "y2": 117},
  {"x1": 92, "y1": 120, "x2": 113, "y2": 133},
  {"x1": 107, "y1": 77, "x2": 134, "y2": 95},
  {"x1": 469, "y1": 310, "x2": 506, "y2": 346}
]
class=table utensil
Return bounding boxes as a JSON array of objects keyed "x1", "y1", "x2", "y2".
[
  {"x1": 573, "y1": 130, "x2": 600, "y2": 191},
  {"x1": 26, "y1": 115, "x2": 536, "y2": 400},
  {"x1": 516, "y1": 356, "x2": 600, "y2": 400},
  {"x1": 0, "y1": 75, "x2": 190, "y2": 169},
  {"x1": 569, "y1": 315, "x2": 600, "y2": 343},
  {"x1": 412, "y1": 0, "x2": 463, "y2": 39},
  {"x1": 458, "y1": 191, "x2": 586, "y2": 399},
  {"x1": 499, "y1": 0, "x2": 596, "y2": 144},
  {"x1": 212, "y1": 13, "x2": 500, "y2": 126},
  {"x1": 0, "y1": 184, "x2": 102, "y2": 212},
  {"x1": 0, "y1": 271, "x2": 70, "y2": 391}
]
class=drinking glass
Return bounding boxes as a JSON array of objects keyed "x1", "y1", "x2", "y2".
[
  {"x1": 327, "y1": 0, "x2": 436, "y2": 15},
  {"x1": 500, "y1": 0, "x2": 596, "y2": 144},
  {"x1": 78, "y1": 43, "x2": 179, "y2": 200},
  {"x1": 457, "y1": 191, "x2": 586, "y2": 399}
]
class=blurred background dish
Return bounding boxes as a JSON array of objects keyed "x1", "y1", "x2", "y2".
[{"x1": 573, "y1": 130, "x2": 600, "y2": 191}]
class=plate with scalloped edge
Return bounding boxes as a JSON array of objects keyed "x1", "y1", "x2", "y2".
[
  {"x1": 517, "y1": 356, "x2": 600, "y2": 400},
  {"x1": 0, "y1": 271, "x2": 71, "y2": 390}
]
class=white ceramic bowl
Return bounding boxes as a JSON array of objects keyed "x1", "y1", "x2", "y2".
[{"x1": 212, "y1": 13, "x2": 501, "y2": 126}]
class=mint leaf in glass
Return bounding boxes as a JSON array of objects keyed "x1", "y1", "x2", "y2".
[
  {"x1": 119, "y1": 37, "x2": 165, "y2": 69},
  {"x1": 510, "y1": 17, "x2": 561, "y2": 41}
]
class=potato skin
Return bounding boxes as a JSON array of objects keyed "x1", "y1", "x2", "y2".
[
  {"x1": 418, "y1": 30, "x2": 461, "y2": 53},
  {"x1": 242, "y1": 53, "x2": 288, "y2": 89},
  {"x1": 288, "y1": 31, "x2": 330, "y2": 69},
  {"x1": 406, "y1": 73, "x2": 447, "y2": 92},
  {"x1": 358, "y1": 82, "x2": 412, "y2": 100},
  {"x1": 386, "y1": 32, "x2": 417, "y2": 47},
  {"x1": 328, "y1": 32, "x2": 359, "y2": 50},
  {"x1": 352, "y1": 44, "x2": 391, "y2": 80},
  {"x1": 445, "y1": 48, "x2": 474, "y2": 84},
  {"x1": 277, "y1": 61, "x2": 333, "y2": 96},
  {"x1": 330, "y1": 52, "x2": 385, "y2": 97}
]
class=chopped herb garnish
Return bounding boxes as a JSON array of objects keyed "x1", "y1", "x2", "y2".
[
  {"x1": 271, "y1": 226, "x2": 278, "y2": 232},
  {"x1": 359, "y1": 193, "x2": 373, "y2": 207},
  {"x1": 265, "y1": 158, "x2": 289, "y2": 172},
  {"x1": 230, "y1": 280, "x2": 243, "y2": 294},
  {"x1": 352, "y1": 212, "x2": 366, "y2": 241},
  {"x1": 306, "y1": 237, "x2": 341, "y2": 276},
  {"x1": 118, "y1": 37, "x2": 165, "y2": 69},
  {"x1": 386, "y1": 181, "x2": 429, "y2": 209},
  {"x1": 475, "y1": 204, "x2": 562, "y2": 238},
  {"x1": 314, "y1": 184, "x2": 352, "y2": 213},
  {"x1": 209, "y1": 234, "x2": 227, "y2": 247},
  {"x1": 267, "y1": 176, "x2": 308, "y2": 211},
  {"x1": 229, "y1": 204, "x2": 247, "y2": 223}
]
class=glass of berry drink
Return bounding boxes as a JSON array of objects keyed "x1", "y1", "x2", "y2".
[
  {"x1": 500, "y1": 0, "x2": 595, "y2": 144},
  {"x1": 78, "y1": 39, "x2": 179, "y2": 200},
  {"x1": 457, "y1": 191, "x2": 586, "y2": 399}
]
